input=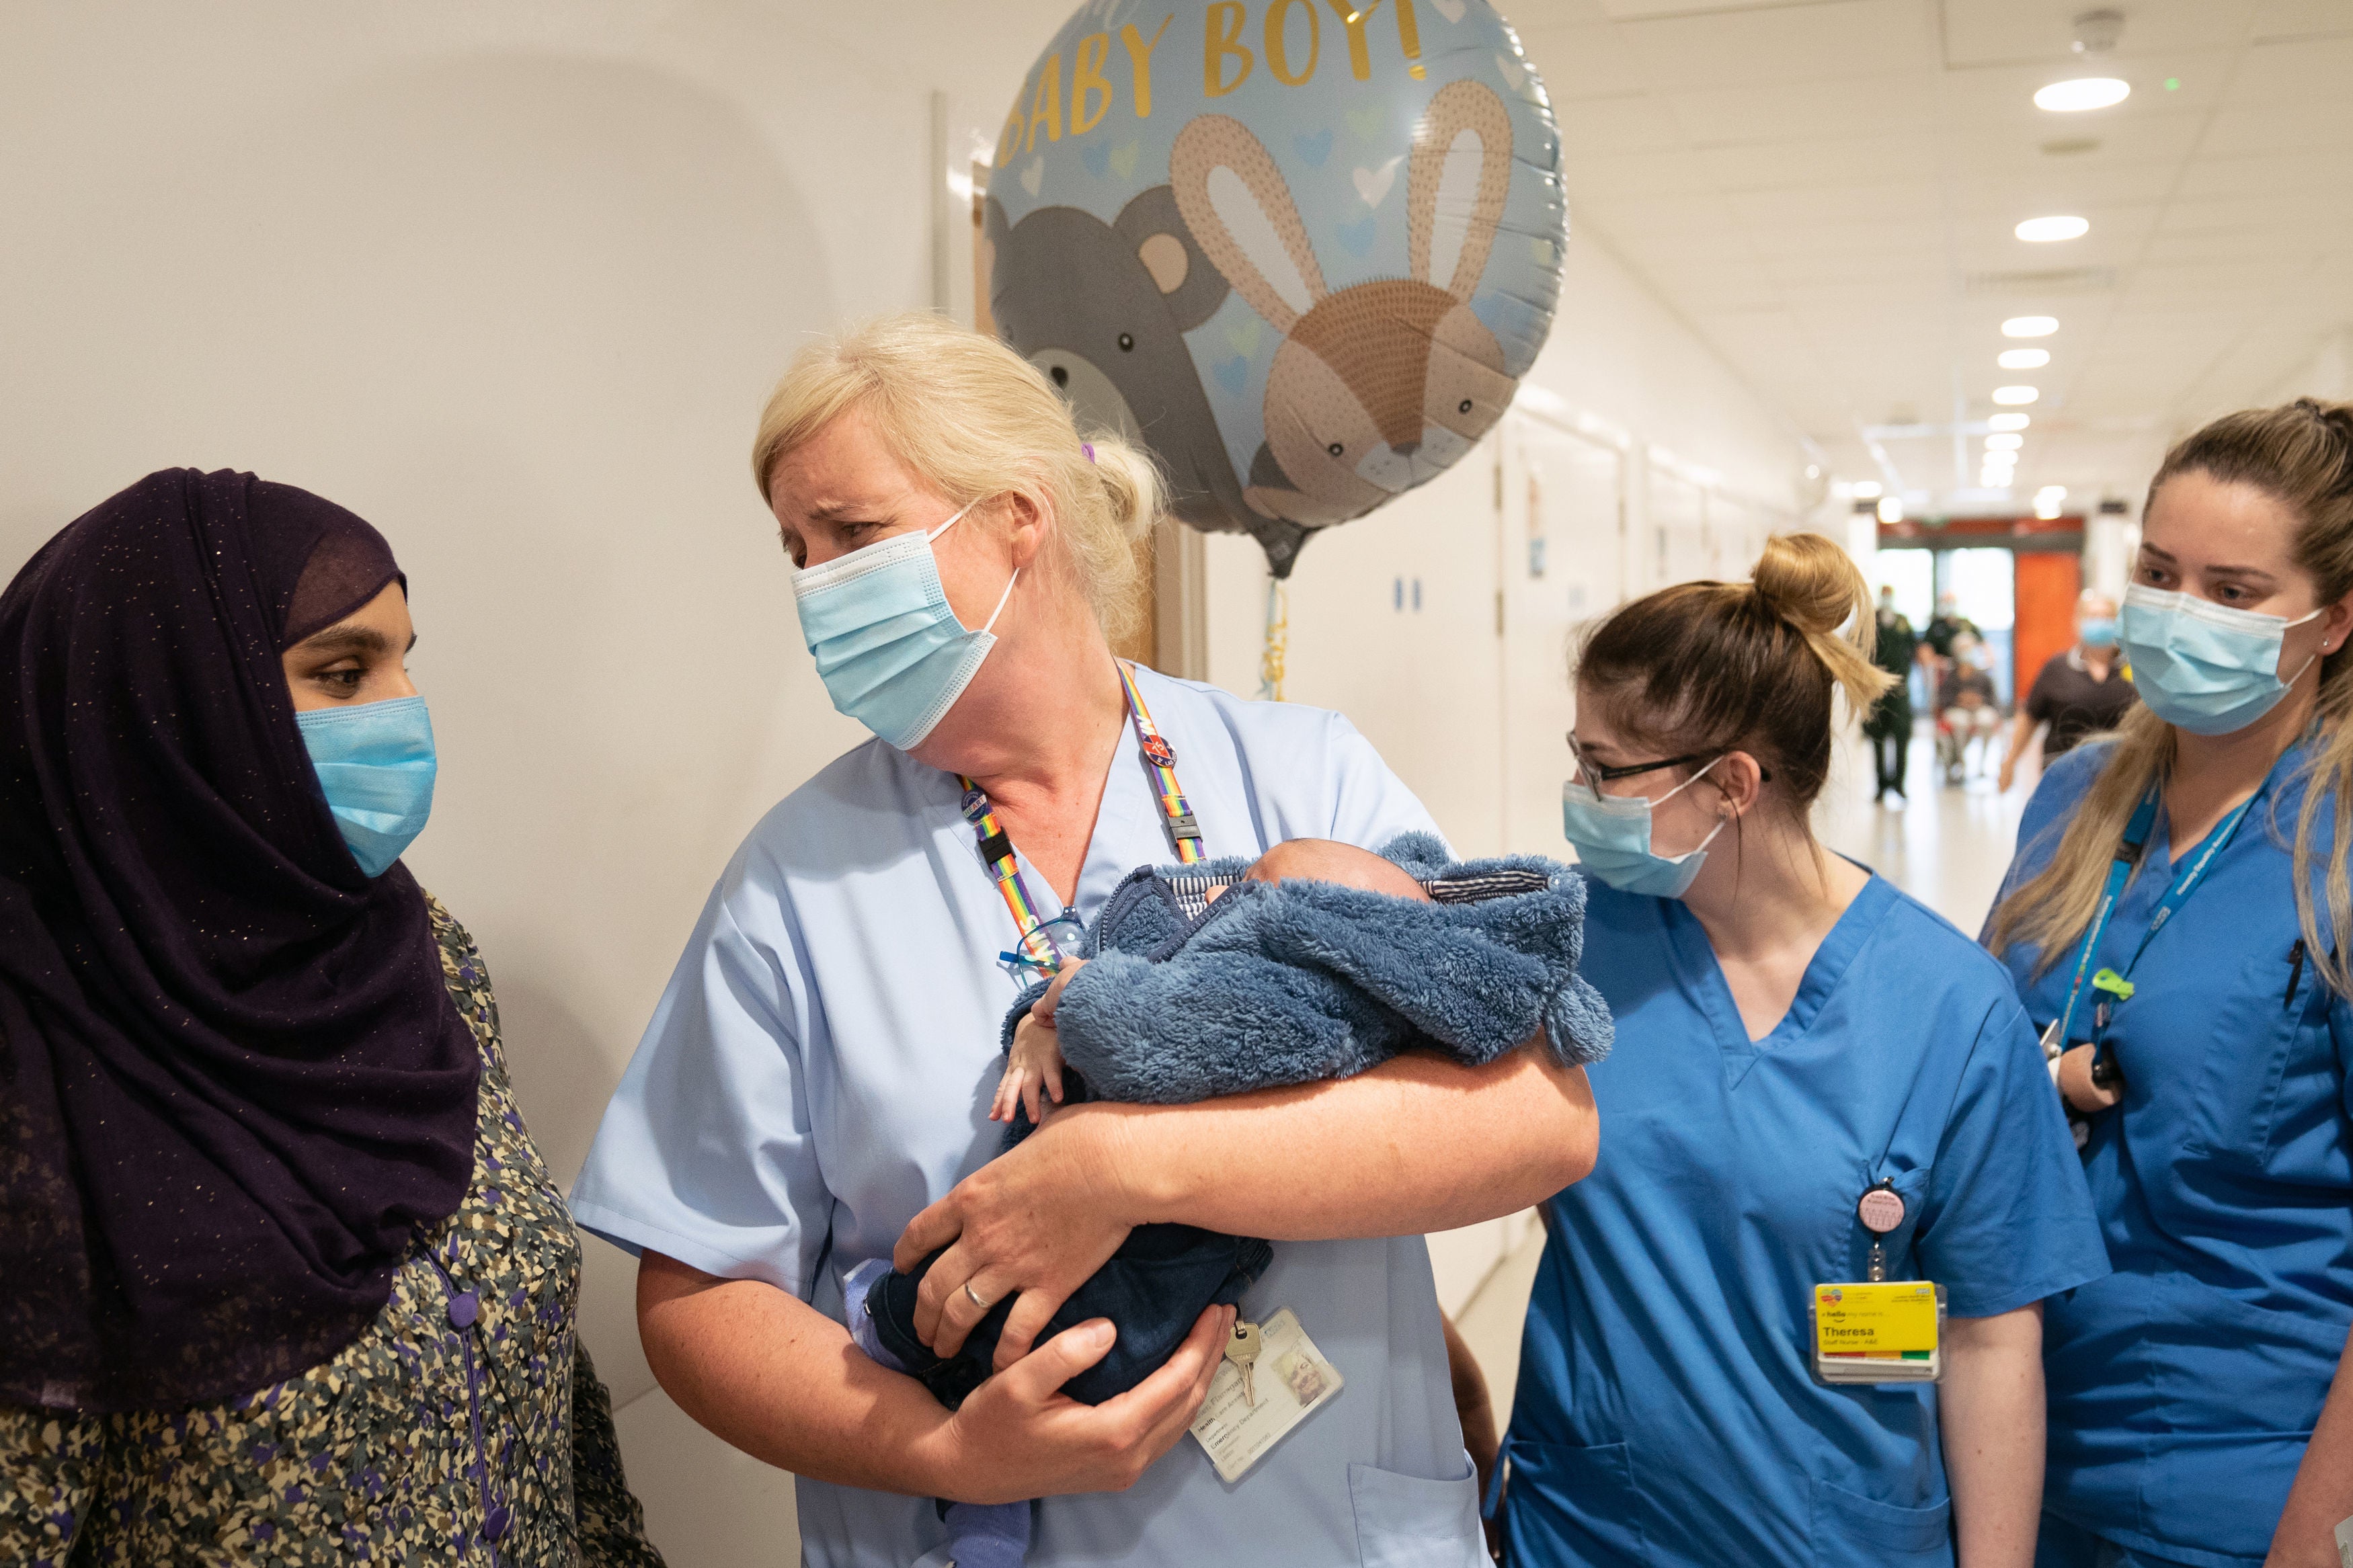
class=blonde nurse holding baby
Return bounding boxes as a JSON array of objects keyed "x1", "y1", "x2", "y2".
[{"x1": 571, "y1": 315, "x2": 1597, "y2": 1568}]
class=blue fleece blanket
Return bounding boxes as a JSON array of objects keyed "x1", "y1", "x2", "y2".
[
  {"x1": 864, "y1": 833, "x2": 1612, "y2": 1412},
  {"x1": 1014, "y1": 831, "x2": 1612, "y2": 1122}
]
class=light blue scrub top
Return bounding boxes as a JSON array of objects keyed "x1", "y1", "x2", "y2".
[
  {"x1": 1995, "y1": 740, "x2": 2353, "y2": 1567},
  {"x1": 571, "y1": 667, "x2": 1486, "y2": 1568},
  {"x1": 1503, "y1": 873, "x2": 2108, "y2": 1566}
]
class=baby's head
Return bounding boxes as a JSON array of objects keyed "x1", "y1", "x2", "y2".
[{"x1": 1242, "y1": 839, "x2": 1431, "y2": 902}]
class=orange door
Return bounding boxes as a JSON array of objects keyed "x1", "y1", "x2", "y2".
[{"x1": 2013, "y1": 551, "x2": 2082, "y2": 706}]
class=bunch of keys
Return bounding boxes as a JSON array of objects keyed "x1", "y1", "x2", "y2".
[{"x1": 1226, "y1": 1319, "x2": 1263, "y2": 1406}]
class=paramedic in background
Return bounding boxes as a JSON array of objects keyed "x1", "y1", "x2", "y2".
[{"x1": 1999, "y1": 592, "x2": 2136, "y2": 793}]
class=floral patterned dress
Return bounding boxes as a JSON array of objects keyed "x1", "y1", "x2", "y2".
[{"x1": 0, "y1": 899, "x2": 665, "y2": 1567}]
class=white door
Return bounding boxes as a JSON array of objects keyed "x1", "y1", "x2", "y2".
[
  {"x1": 1271, "y1": 435, "x2": 1507, "y2": 858},
  {"x1": 1501, "y1": 415, "x2": 1624, "y2": 856},
  {"x1": 1707, "y1": 495, "x2": 1757, "y2": 581},
  {"x1": 1650, "y1": 464, "x2": 1710, "y2": 588}
]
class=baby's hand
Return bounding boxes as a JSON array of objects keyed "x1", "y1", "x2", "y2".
[
  {"x1": 1031, "y1": 955, "x2": 1086, "y2": 1027},
  {"x1": 990, "y1": 1011, "x2": 1068, "y2": 1127}
]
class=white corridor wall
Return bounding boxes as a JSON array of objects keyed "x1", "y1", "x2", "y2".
[
  {"x1": 0, "y1": 5, "x2": 1061, "y2": 1561},
  {"x1": 3, "y1": 8, "x2": 1822, "y2": 1563}
]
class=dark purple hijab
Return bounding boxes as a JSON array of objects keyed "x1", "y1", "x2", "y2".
[{"x1": 0, "y1": 469, "x2": 479, "y2": 1412}]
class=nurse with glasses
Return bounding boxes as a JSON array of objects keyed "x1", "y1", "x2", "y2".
[{"x1": 1500, "y1": 534, "x2": 2106, "y2": 1567}]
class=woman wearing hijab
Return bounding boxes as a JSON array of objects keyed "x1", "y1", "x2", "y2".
[{"x1": 0, "y1": 469, "x2": 662, "y2": 1566}]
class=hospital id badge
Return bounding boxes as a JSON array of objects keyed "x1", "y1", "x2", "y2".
[
  {"x1": 1188, "y1": 1308, "x2": 1344, "y2": 1483},
  {"x1": 1809, "y1": 1280, "x2": 1946, "y2": 1385}
]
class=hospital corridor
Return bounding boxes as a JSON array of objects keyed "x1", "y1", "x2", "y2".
[{"x1": 5, "y1": 2, "x2": 2353, "y2": 1566}]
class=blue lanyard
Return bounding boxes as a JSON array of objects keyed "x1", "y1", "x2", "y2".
[{"x1": 2051, "y1": 782, "x2": 2261, "y2": 1045}]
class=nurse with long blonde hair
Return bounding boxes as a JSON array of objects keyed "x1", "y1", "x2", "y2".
[{"x1": 1987, "y1": 399, "x2": 2353, "y2": 1567}]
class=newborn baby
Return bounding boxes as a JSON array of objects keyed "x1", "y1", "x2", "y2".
[
  {"x1": 990, "y1": 837, "x2": 1431, "y2": 1130},
  {"x1": 842, "y1": 832, "x2": 1611, "y2": 1568}
]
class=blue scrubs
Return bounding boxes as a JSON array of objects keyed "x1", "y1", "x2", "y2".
[
  {"x1": 1995, "y1": 740, "x2": 2353, "y2": 1567},
  {"x1": 571, "y1": 667, "x2": 1486, "y2": 1568},
  {"x1": 1503, "y1": 874, "x2": 2108, "y2": 1565}
]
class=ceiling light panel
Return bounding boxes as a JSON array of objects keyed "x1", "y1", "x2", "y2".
[
  {"x1": 1985, "y1": 433, "x2": 2024, "y2": 450},
  {"x1": 2016, "y1": 215, "x2": 2091, "y2": 242},
  {"x1": 1988, "y1": 413, "x2": 2032, "y2": 431},
  {"x1": 1993, "y1": 386, "x2": 2041, "y2": 405},
  {"x1": 2035, "y1": 77, "x2": 2131, "y2": 112},
  {"x1": 1999, "y1": 348, "x2": 2052, "y2": 369},
  {"x1": 2001, "y1": 317, "x2": 2059, "y2": 337}
]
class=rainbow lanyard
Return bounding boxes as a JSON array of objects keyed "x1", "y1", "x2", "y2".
[{"x1": 959, "y1": 662, "x2": 1205, "y2": 977}]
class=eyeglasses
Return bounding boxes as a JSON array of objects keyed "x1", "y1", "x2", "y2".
[
  {"x1": 1566, "y1": 735, "x2": 1771, "y2": 786},
  {"x1": 998, "y1": 913, "x2": 1088, "y2": 981}
]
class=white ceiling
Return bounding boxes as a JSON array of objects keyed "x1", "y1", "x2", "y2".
[{"x1": 1511, "y1": 0, "x2": 2353, "y2": 513}]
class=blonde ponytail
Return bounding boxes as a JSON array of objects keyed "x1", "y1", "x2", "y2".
[{"x1": 1084, "y1": 436, "x2": 1163, "y2": 549}]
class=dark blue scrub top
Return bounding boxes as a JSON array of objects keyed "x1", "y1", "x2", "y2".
[
  {"x1": 1993, "y1": 741, "x2": 2353, "y2": 1567},
  {"x1": 1505, "y1": 872, "x2": 2107, "y2": 1566}
]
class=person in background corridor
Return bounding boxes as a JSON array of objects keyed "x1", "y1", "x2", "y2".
[
  {"x1": 1921, "y1": 589, "x2": 1980, "y2": 684},
  {"x1": 1985, "y1": 399, "x2": 2353, "y2": 1567},
  {"x1": 1866, "y1": 587, "x2": 1919, "y2": 802},
  {"x1": 1940, "y1": 632, "x2": 2004, "y2": 783},
  {"x1": 1999, "y1": 591, "x2": 2136, "y2": 794}
]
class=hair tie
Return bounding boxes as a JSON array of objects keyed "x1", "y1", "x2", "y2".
[{"x1": 1082, "y1": 443, "x2": 1096, "y2": 463}]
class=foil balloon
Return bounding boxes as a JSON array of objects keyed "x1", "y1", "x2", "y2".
[{"x1": 982, "y1": 0, "x2": 1568, "y2": 579}]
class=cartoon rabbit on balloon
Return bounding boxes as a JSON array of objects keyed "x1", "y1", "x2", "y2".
[
  {"x1": 980, "y1": 0, "x2": 1565, "y2": 581},
  {"x1": 1169, "y1": 77, "x2": 1522, "y2": 536}
]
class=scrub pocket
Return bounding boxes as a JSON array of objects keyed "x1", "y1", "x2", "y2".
[
  {"x1": 2139, "y1": 1276, "x2": 2336, "y2": 1561},
  {"x1": 1498, "y1": 1438, "x2": 1650, "y2": 1565},
  {"x1": 1348, "y1": 1460, "x2": 1485, "y2": 1568},
  {"x1": 2180, "y1": 940, "x2": 2318, "y2": 1167},
  {"x1": 1808, "y1": 1477, "x2": 1952, "y2": 1565}
]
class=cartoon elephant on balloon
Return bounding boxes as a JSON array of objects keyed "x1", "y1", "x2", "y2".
[{"x1": 983, "y1": 184, "x2": 1318, "y2": 573}]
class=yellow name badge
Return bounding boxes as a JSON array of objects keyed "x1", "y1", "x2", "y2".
[{"x1": 1809, "y1": 1280, "x2": 1946, "y2": 1385}]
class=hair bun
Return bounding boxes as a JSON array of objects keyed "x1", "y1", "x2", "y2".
[
  {"x1": 1747, "y1": 531, "x2": 1897, "y2": 721},
  {"x1": 1077, "y1": 431, "x2": 1164, "y2": 544},
  {"x1": 1751, "y1": 532, "x2": 1862, "y2": 638}
]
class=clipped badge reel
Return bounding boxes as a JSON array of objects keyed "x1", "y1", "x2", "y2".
[{"x1": 1810, "y1": 1182, "x2": 1945, "y2": 1385}]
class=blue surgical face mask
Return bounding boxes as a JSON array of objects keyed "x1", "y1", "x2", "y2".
[
  {"x1": 1560, "y1": 758, "x2": 1727, "y2": 899},
  {"x1": 2120, "y1": 583, "x2": 2323, "y2": 736},
  {"x1": 791, "y1": 503, "x2": 1016, "y2": 751},
  {"x1": 295, "y1": 695, "x2": 436, "y2": 877},
  {"x1": 2079, "y1": 617, "x2": 2119, "y2": 648}
]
